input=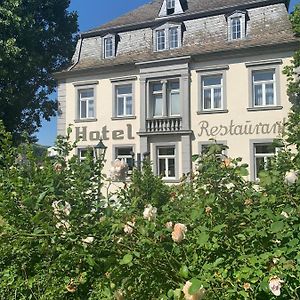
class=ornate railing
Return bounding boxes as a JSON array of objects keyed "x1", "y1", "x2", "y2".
[{"x1": 146, "y1": 117, "x2": 182, "y2": 133}]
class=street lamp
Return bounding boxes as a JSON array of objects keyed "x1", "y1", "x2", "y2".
[
  {"x1": 94, "y1": 140, "x2": 107, "y2": 201},
  {"x1": 94, "y1": 139, "x2": 107, "y2": 160}
]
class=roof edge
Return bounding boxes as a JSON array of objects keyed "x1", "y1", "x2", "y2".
[
  {"x1": 81, "y1": 0, "x2": 288, "y2": 38},
  {"x1": 53, "y1": 39, "x2": 299, "y2": 80}
]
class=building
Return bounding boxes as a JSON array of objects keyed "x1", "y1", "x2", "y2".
[{"x1": 55, "y1": 0, "x2": 298, "y2": 182}]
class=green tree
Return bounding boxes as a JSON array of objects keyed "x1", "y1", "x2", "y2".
[
  {"x1": 0, "y1": 0, "x2": 78, "y2": 143},
  {"x1": 283, "y1": 4, "x2": 300, "y2": 155}
]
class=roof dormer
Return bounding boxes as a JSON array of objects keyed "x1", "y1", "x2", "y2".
[{"x1": 159, "y1": 0, "x2": 184, "y2": 17}]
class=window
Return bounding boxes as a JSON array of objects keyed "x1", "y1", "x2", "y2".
[
  {"x1": 104, "y1": 36, "x2": 114, "y2": 58},
  {"x1": 202, "y1": 75, "x2": 223, "y2": 110},
  {"x1": 200, "y1": 143, "x2": 226, "y2": 156},
  {"x1": 227, "y1": 11, "x2": 246, "y2": 41},
  {"x1": 166, "y1": 0, "x2": 175, "y2": 14},
  {"x1": 150, "y1": 79, "x2": 180, "y2": 117},
  {"x1": 115, "y1": 147, "x2": 134, "y2": 175},
  {"x1": 169, "y1": 27, "x2": 179, "y2": 49},
  {"x1": 152, "y1": 82, "x2": 163, "y2": 117},
  {"x1": 154, "y1": 24, "x2": 181, "y2": 51},
  {"x1": 157, "y1": 147, "x2": 176, "y2": 179},
  {"x1": 169, "y1": 80, "x2": 180, "y2": 116},
  {"x1": 78, "y1": 148, "x2": 94, "y2": 162},
  {"x1": 159, "y1": 0, "x2": 183, "y2": 17},
  {"x1": 79, "y1": 89, "x2": 95, "y2": 119},
  {"x1": 252, "y1": 69, "x2": 276, "y2": 106},
  {"x1": 231, "y1": 17, "x2": 241, "y2": 40},
  {"x1": 116, "y1": 85, "x2": 133, "y2": 117},
  {"x1": 253, "y1": 143, "x2": 276, "y2": 179},
  {"x1": 156, "y1": 30, "x2": 166, "y2": 51},
  {"x1": 167, "y1": 0, "x2": 175, "y2": 9}
]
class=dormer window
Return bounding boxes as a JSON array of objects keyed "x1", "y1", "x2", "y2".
[
  {"x1": 167, "y1": 0, "x2": 175, "y2": 14},
  {"x1": 156, "y1": 30, "x2": 166, "y2": 51},
  {"x1": 159, "y1": 0, "x2": 184, "y2": 17},
  {"x1": 231, "y1": 17, "x2": 241, "y2": 40},
  {"x1": 103, "y1": 34, "x2": 116, "y2": 59},
  {"x1": 227, "y1": 11, "x2": 247, "y2": 41},
  {"x1": 154, "y1": 23, "x2": 182, "y2": 52},
  {"x1": 169, "y1": 27, "x2": 179, "y2": 49}
]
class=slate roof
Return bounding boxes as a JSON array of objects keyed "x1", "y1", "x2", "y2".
[
  {"x1": 55, "y1": 0, "x2": 296, "y2": 76},
  {"x1": 82, "y1": 0, "x2": 289, "y2": 36}
]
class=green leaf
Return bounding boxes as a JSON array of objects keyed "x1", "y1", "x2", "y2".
[
  {"x1": 236, "y1": 167, "x2": 249, "y2": 176},
  {"x1": 270, "y1": 221, "x2": 284, "y2": 233},
  {"x1": 179, "y1": 265, "x2": 189, "y2": 279},
  {"x1": 38, "y1": 191, "x2": 47, "y2": 202},
  {"x1": 120, "y1": 253, "x2": 133, "y2": 265},
  {"x1": 197, "y1": 232, "x2": 209, "y2": 246},
  {"x1": 104, "y1": 207, "x2": 113, "y2": 217},
  {"x1": 86, "y1": 255, "x2": 95, "y2": 266},
  {"x1": 189, "y1": 278, "x2": 202, "y2": 295}
]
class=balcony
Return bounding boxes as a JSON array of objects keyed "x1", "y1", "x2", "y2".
[{"x1": 146, "y1": 117, "x2": 182, "y2": 133}]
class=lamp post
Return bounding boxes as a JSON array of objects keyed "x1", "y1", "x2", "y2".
[
  {"x1": 94, "y1": 139, "x2": 107, "y2": 161},
  {"x1": 93, "y1": 140, "x2": 107, "y2": 200}
]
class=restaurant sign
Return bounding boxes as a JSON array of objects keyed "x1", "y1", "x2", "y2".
[{"x1": 198, "y1": 119, "x2": 286, "y2": 137}]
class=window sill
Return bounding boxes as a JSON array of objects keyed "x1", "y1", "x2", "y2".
[
  {"x1": 163, "y1": 179, "x2": 180, "y2": 184},
  {"x1": 197, "y1": 109, "x2": 228, "y2": 115},
  {"x1": 74, "y1": 118, "x2": 98, "y2": 123},
  {"x1": 247, "y1": 106, "x2": 283, "y2": 112},
  {"x1": 111, "y1": 116, "x2": 137, "y2": 120}
]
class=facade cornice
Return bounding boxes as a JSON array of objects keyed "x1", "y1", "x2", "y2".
[{"x1": 81, "y1": 0, "x2": 288, "y2": 38}]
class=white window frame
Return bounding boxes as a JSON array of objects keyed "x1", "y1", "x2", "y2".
[
  {"x1": 252, "y1": 69, "x2": 276, "y2": 107},
  {"x1": 227, "y1": 11, "x2": 246, "y2": 41},
  {"x1": 202, "y1": 75, "x2": 223, "y2": 111},
  {"x1": 103, "y1": 34, "x2": 115, "y2": 59},
  {"x1": 231, "y1": 17, "x2": 242, "y2": 40},
  {"x1": 168, "y1": 80, "x2": 180, "y2": 116},
  {"x1": 156, "y1": 29, "x2": 166, "y2": 51},
  {"x1": 78, "y1": 88, "x2": 95, "y2": 120},
  {"x1": 151, "y1": 81, "x2": 164, "y2": 117},
  {"x1": 166, "y1": 0, "x2": 175, "y2": 10},
  {"x1": 149, "y1": 79, "x2": 181, "y2": 118},
  {"x1": 154, "y1": 23, "x2": 182, "y2": 52},
  {"x1": 116, "y1": 84, "x2": 133, "y2": 117},
  {"x1": 157, "y1": 146, "x2": 176, "y2": 179},
  {"x1": 115, "y1": 146, "x2": 134, "y2": 175},
  {"x1": 169, "y1": 27, "x2": 179, "y2": 49},
  {"x1": 78, "y1": 148, "x2": 94, "y2": 162},
  {"x1": 253, "y1": 143, "x2": 276, "y2": 180}
]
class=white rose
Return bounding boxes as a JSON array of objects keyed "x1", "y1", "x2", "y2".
[
  {"x1": 124, "y1": 221, "x2": 135, "y2": 234},
  {"x1": 143, "y1": 204, "x2": 157, "y2": 221},
  {"x1": 269, "y1": 276, "x2": 284, "y2": 297},
  {"x1": 165, "y1": 221, "x2": 173, "y2": 230},
  {"x1": 82, "y1": 236, "x2": 94, "y2": 245},
  {"x1": 281, "y1": 211, "x2": 289, "y2": 218},
  {"x1": 225, "y1": 183, "x2": 235, "y2": 190},
  {"x1": 284, "y1": 170, "x2": 298, "y2": 185}
]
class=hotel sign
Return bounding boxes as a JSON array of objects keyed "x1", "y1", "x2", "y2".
[{"x1": 75, "y1": 124, "x2": 135, "y2": 141}]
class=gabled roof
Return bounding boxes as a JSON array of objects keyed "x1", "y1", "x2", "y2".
[{"x1": 82, "y1": 0, "x2": 289, "y2": 37}]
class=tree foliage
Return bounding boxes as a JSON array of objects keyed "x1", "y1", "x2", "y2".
[{"x1": 0, "y1": 0, "x2": 78, "y2": 142}]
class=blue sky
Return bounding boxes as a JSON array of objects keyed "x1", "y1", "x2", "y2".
[{"x1": 36, "y1": 0, "x2": 300, "y2": 146}]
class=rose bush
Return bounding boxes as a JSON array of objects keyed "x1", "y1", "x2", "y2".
[{"x1": 1, "y1": 120, "x2": 300, "y2": 299}]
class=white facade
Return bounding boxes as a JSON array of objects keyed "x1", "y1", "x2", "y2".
[{"x1": 55, "y1": 0, "x2": 297, "y2": 182}]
